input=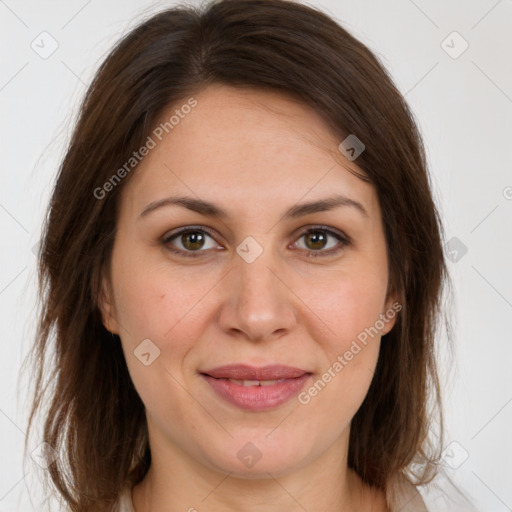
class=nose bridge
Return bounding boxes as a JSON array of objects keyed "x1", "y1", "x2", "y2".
[{"x1": 220, "y1": 235, "x2": 295, "y2": 341}]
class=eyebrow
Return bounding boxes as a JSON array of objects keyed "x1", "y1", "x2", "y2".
[{"x1": 138, "y1": 193, "x2": 368, "y2": 220}]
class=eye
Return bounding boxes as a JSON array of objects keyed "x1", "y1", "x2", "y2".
[
  {"x1": 163, "y1": 227, "x2": 220, "y2": 257},
  {"x1": 293, "y1": 227, "x2": 349, "y2": 258}
]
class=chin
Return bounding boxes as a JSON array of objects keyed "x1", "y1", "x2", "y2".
[{"x1": 199, "y1": 434, "x2": 312, "y2": 479}]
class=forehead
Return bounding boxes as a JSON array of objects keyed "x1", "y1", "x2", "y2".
[{"x1": 119, "y1": 85, "x2": 376, "y2": 218}]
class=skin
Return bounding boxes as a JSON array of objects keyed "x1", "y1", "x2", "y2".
[{"x1": 99, "y1": 84, "x2": 396, "y2": 512}]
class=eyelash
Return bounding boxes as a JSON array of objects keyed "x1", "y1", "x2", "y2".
[{"x1": 161, "y1": 225, "x2": 350, "y2": 259}]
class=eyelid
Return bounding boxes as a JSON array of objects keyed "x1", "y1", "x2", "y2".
[
  {"x1": 162, "y1": 225, "x2": 222, "y2": 255},
  {"x1": 162, "y1": 225, "x2": 217, "y2": 242},
  {"x1": 291, "y1": 224, "x2": 350, "y2": 243}
]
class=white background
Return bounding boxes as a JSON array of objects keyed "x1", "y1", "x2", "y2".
[{"x1": 1, "y1": 0, "x2": 511, "y2": 510}]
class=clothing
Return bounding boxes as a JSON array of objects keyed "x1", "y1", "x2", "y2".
[
  {"x1": 115, "y1": 476, "x2": 429, "y2": 511},
  {"x1": 385, "y1": 476, "x2": 430, "y2": 511},
  {"x1": 117, "y1": 485, "x2": 135, "y2": 512}
]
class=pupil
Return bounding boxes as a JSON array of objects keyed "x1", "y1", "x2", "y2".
[
  {"x1": 183, "y1": 232, "x2": 204, "y2": 250},
  {"x1": 307, "y1": 232, "x2": 326, "y2": 250}
]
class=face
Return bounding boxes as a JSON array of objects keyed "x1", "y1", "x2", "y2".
[{"x1": 99, "y1": 84, "x2": 397, "y2": 479}]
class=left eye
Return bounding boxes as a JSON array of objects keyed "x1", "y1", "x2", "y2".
[
  {"x1": 162, "y1": 226, "x2": 348, "y2": 258},
  {"x1": 293, "y1": 228, "x2": 348, "y2": 256}
]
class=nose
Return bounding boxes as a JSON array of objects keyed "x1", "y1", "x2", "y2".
[{"x1": 217, "y1": 241, "x2": 297, "y2": 343}]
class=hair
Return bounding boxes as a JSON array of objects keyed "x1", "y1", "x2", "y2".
[{"x1": 24, "y1": 0, "x2": 457, "y2": 510}]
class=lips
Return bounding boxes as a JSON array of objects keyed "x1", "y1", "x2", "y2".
[{"x1": 200, "y1": 364, "x2": 312, "y2": 411}]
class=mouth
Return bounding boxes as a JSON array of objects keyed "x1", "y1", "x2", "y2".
[{"x1": 200, "y1": 364, "x2": 312, "y2": 411}]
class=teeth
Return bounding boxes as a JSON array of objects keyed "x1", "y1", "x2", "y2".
[
  {"x1": 259, "y1": 379, "x2": 283, "y2": 386},
  {"x1": 228, "y1": 379, "x2": 285, "y2": 386}
]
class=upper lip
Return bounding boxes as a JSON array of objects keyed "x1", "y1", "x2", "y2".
[{"x1": 201, "y1": 364, "x2": 310, "y2": 380}]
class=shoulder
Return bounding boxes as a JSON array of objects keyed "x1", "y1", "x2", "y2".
[{"x1": 385, "y1": 475, "x2": 429, "y2": 512}]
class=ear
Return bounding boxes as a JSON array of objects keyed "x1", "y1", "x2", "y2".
[
  {"x1": 380, "y1": 290, "x2": 401, "y2": 336},
  {"x1": 97, "y1": 276, "x2": 120, "y2": 335}
]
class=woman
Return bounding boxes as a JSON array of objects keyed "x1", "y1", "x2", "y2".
[{"x1": 25, "y1": 0, "x2": 465, "y2": 510}]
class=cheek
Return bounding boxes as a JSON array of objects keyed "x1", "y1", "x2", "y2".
[
  {"x1": 111, "y1": 254, "x2": 222, "y2": 401},
  {"x1": 300, "y1": 266, "x2": 388, "y2": 355},
  {"x1": 297, "y1": 275, "x2": 384, "y2": 429},
  {"x1": 112, "y1": 252, "x2": 213, "y2": 341},
  {"x1": 294, "y1": 266, "x2": 386, "y2": 413},
  {"x1": 112, "y1": 262, "x2": 203, "y2": 413}
]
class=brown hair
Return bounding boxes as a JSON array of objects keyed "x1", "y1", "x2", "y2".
[{"x1": 25, "y1": 0, "x2": 453, "y2": 510}]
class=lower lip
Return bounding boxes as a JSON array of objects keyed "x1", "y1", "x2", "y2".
[{"x1": 202, "y1": 374, "x2": 311, "y2": 411}]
